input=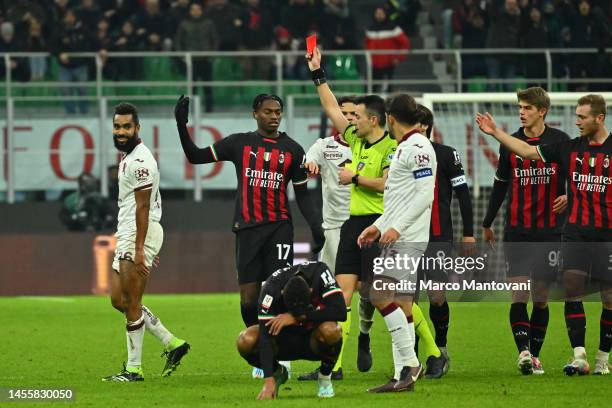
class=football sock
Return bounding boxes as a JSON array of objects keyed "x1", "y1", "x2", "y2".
[
  {"x1": 240, "y1": 302, "x2": 258, "y2": 327},
  {"x1": 412, "y1": 303, "x2": 440, "y2": 358},
  {"x1": 333, "y1": 307, "x2": 350, "y2": 372},
  {"x1": 141, "y1": 305, "x2": 174, "y2": 347},
  {"x1": 318, "y1": 338, "x2": 343, "y2": 376},
  {"x1": 510, "y1": 302, "x2": 530, "y2": 352},
  {"x1": 429, "y1": 301, "x2": 450, "y2": 347},
  {"x1": 126, "y1": 313, "x2": 145, "y2": 371},
  {"x1": 529, "y1": 305, "x2": 549, "y2": 357},
  {"x1": 380, "y1": 303, "x2": 419, "y2": 368},
  {"x1": 564, "y1": 301, "x2": 586, "y2": 348},
  {"x1": 391, "y1": 339, "x2": 403, "y2": 380},
  {"x1": 359, "y1": 298, "x2": 375, "y2": 335},
  {"x1": 599, "y1": 308, "x2": 612, "y2": 353},
  {"x1": 595, "y1": 349, "x2": 609, "y2": 363}
]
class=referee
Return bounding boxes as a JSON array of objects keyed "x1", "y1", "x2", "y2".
[{"x1": 307, "y1": 47, "x2": 395, "y2": 373}]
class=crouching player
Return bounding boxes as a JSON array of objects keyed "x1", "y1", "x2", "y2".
[{"x1": 236, "y1": 262, "x2": 346, "y2": 399}]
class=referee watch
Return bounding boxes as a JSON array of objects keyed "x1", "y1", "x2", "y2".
[{"x1": 351, "y1": 174, "x2": 359, "y2": 186}]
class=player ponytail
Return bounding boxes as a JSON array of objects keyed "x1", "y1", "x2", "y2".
[{"x1": 282, "y1": 276, "x2": 312, "y2": 317}]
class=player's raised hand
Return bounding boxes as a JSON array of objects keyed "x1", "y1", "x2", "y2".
[
  {"x1": 379, "y1": 228, "x2": 400, "y2": 249},
  {"x1": 174, "y1": 95, "x2": 190, "y2": 125},
  {"x1": 306, "y1": 46, "x2": 321, "y2": 71},
  {"x1": 552, "y1": 194, "x2": 568, "y2": 214},
  {"x1": 476, "y1": 112, "x2": 497, "y2": 135},
  {"x1": 305, "y1": 161, "x2": 320, "y2": 176},
  {"x1": 358, "y1": 225, "x2": 381, "y2": 248}
]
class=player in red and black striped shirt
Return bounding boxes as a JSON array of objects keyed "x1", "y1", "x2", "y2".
[
  {"x1": 477, "y1": 93, "x2": 612, "y2": 376},
  {"x1": 174, "y1": 94, "x2": 325, "y2": 329},
  {"x1": 482, "y1": 88, "x2": 569, "y2": 375}
]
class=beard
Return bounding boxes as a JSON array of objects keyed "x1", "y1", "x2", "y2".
[{"x1": 113, "y1": 134, "x2": 140, "y2": 153}]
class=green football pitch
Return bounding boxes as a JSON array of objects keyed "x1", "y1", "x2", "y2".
[{"x1": 1, "y1": 295, "x2": 608, "y2": 407}]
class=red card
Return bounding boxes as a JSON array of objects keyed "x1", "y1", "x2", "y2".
[{"x1": 306, "y1": 34, "x2": 317, "y2": 54}]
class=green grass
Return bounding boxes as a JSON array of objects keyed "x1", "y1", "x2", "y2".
[{"x1": 1, "y1": 295, "x2": 608, "y2": 407}]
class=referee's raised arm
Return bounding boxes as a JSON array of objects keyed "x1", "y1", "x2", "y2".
[{"x1": 306, "y1": 47, "x2": 350, "y2": 135}]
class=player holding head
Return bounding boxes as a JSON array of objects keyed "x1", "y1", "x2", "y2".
[
  {"x1": 477, "y1": 94, "x2": 611, "y2": 376},
  {"x1": 103, "y1": 103, "x2": 189, "y2": 382},
  {"x1": 175, "y1": 94, "x2": 325, "y2": 377},
  {"x1": 307, "y1": 47, "x2": 396, "y2": 375},
  {"x1": 236, "y1": 261, "x2": 346, "y2": 399},
  {"x1": 413, "y1": 104, "x2": 474, "y2": 377},
  {"x1": 357, "y1": 93, "x2": 437, "y2": 392},
  {"x1": 297, "y1": 96, "x2": 354, "y2": 381},
  {"x1": 481, "y1": 87, "x2": 569, "y2": 375}
]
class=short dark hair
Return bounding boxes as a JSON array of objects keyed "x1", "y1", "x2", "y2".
[
  {"x1": 114, "y1": 102, "x2": 139, "y2": 125},
  {"x1": 338, "y1": 95, "x2": 356, "y2": 106},
  {"x1": 252, "y1": 94, "x2": 284, "y2": 111},
  {"x1": 517, "y1": 87, "x2": 550, "y2": 113},
  {"x1": 282, "y1": 275, "x2": 311, "y2": 316},
  {"x1": 577, "y1": 94, "x2": 606, "y2": 118},
  {"x1": 416, "y1": 104, "x2": 434, "y2": 138},
  {"x1": 385, "y1": 93, "x2": 418, "y2": 125},
  {"x1": 355, "y1": 95, "x2": 386, "y2": 127}
]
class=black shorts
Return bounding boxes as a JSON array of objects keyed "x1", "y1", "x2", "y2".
[
  {"x1": 335, "y1": 214, "x2": 381, "y2": 282},
  {"x1": 503, "y1": 233, "x2": 562, "y2": 282},
  {"x1": 561, "y1": 232, "x2": 612, "y2": 283},
  {"x1": 272, "y1": 325, "x2": 321, "y2": 361},
  {"x1": 418, "y1": 241, "x2": 454, "y2": 283},
  {"x1": 235, "y1": 221, "x2": 293, "y2": 285}
]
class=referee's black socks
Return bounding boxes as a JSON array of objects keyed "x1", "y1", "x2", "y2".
[
  {"x1": 510, "y1": 303, "x2": 530, "y2": 352},
  {"x1": 429, "y1": 301, "x2": 450, "y2": 348}
]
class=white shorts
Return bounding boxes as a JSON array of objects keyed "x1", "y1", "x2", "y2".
[
  {"x1": 112, "y1": 222, "x2": 164, "y2": 272},
  {"x1": 373, "y1": 241, "x2": 427, "y2": 294},
  {"x1": 320, "y1": 227, "x2": 342, "y2": 275}
]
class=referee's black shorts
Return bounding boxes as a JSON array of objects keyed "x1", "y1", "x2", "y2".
[
  {"x1": 335, "y1": 214, "x2": 381, "y2": 282},
  {"x1": 235, "y1": 221, "x2": 293, "y2": 285}
]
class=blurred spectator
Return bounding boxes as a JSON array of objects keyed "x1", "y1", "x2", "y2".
[
  {"x1": 101, "y1": 0, "x2": 140, "y2": 32},
  {"x1": 240, "y1": 0, "x2": 274, "y2": 79},
  {"x1": 485, "y1": 0, "x2": 521, "y2": 91},
  {"x1": 364, "y1": 7, "x2": 410, "y2": 93},
  {"x1": 59, "y1": 172, "x2": 115, "y2": 232},
  {"x1": 461, "y1": 9, "x2": 488, "y2": 86},
  {"x1": 76, "y1": 0, "x2": 102, "y2": 30},
  {"x1": 385, "y1": 0, "x2": 421, "y2": 37},
  {"x1": 6, "y1": 0, "x2": 46, "y2": 38},
  {"x1": 167, "y1": 0, "x2": 192, "y2": 37},
  {"x1": 96, "y1": 19, "x2": 113, "y2": 79},
  {"x1": 319, "y1": 0, "x2": 357, "y2": 50},
  {"x1": 25, "y1": 18, "x2": 47, "y2": 80},
  {"x1": 272, "y1": 26, "x2": 301, "y2": 79},
  {"x1": 520, "y1": 7, "x2": 548, "y2": 87},
  {"x1": 281, "y1": 0, "x2": 317, "y2": 45},
  {"x1": 206, "y1": 0, "x2": 243, "y2": 51},
  {"x1": 0, "y1": 22, "x2": 30, "y2": 82},
  {"x1": 109, "y1": 20, "x2": 143, "y2": 80},
  {"x1": 174, "y1": 2, "x2": 219, "y2": 112},
  {"x1": 51, "y1": 0, "x2": 72, "y2": 28},
  {"x1": 134, "y1": 0, "x2": 171, "y2": 51},
  {"x1": 53, "y1": 9, "x2": 95, "y2": 114}
]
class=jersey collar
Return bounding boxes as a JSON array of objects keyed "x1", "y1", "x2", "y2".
[
  {"x1": 399, "y1": 129, "x2": 421, "y2": 143},
  {"x1": 333, "y1": 133, "x2": 349, "y2": 147}
]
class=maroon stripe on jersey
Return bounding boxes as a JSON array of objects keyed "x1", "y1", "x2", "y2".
[
  {"x1": 522, "y1": 159, "x2": 532, "y2": 228},
  {"x1": 549, "y1": 163, "x2": 558, "y2": 227},
  {"x1": 580, "y1": 152, "x2": 590, "y2": 226},
  {"x1": 253, "y1": 147, "x2": 265, "y2": 222},
  {"x1": 510, "y1": 155, "x2": 519, "y2": 227},
  {"x1": 279, "y1": 151, "x2": 292, "y2": 220},
  {"x1": 568, "y1": 151, "x2": 579, "y2": 224},
  {"x1": 536, "y1": 161, "x2": 546, "y2": 229},
  {"x1": 267, "y1": 149, "x2": 280, "y2": 222},
  {"x1": 431, "y1": 174, "x2": 441, "y2": 236},
  {"x1": 242, "y1": 146, "x2": 252, "y2": 223},
  {"x1": 608, "y1": 161, "x2": 612, "y2": 228},
  {"x1": 593, "y1": 153, "x2": 604, "y2": 227}
]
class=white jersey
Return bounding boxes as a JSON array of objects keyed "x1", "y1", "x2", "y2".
[
  {"x1": 116, "y1": 142, "x2": 162, "y2": 239},
  {"x1": 373, "y1": 130, "x2": 436, "y2": 243},
  {"x1": 306, "y1": 135, "x2": 352, "y2": 229}
]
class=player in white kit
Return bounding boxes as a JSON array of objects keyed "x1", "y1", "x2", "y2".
[
  {"x1": 103, "y1": 103, "x2": 189, "y2": 382},
  {"x1": 358, "y1": 93, "x2": 437, "y2": 393}
]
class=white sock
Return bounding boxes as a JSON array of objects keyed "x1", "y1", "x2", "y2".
[
  {"x1": 359, "y1": 299, "x2": 375, "y2": 335},
  {"x1": 382, "y1": 307, "x2": 419, "y2": 368},
  {"x1": 126, "y1": 313, "x2": 145, "y2": 370},
  {"x1": 142, "y1": 305, "x2": 173, "y2": 346},
  {"x1": 596, "y1": 349, "x2": 609, "y2": 362},
  {"x1": 391, "y1": 340, "x2": 403, "y2": 380},
  {"x1": 318, "y1": 372, "x2": 332, "y2": 388},
  {"x1": 573, "y1": 346, "x2": 587, "y2": 359}
]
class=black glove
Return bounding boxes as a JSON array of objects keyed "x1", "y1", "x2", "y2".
[
  {"x1": 174, "y1": 95, "x2": 190, "y2": 125},
  {"x1": 311, "y1": 225, "x2": 325, "y2": 255}
]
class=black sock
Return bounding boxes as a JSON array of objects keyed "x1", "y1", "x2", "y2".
[
  {"x1": 510, "y1": 302, "x2": 530, "y2": 352},
  {"x1": 414, "y1": 334, "x2": 420, "y2": 358},
  {"x1": 318, "y1": 338, "x2": 343, "y2": 376},
  {"x1": 240, "y1": 302, "x2": 258, "y2": 327},
  {"x1": 599, "y1": 308, "x2": 612, "y2": 353},
  {"x1": 530, "y1": 305, "x2": 549, "y2": 357},
  {"x1": 429, "y1": 301, "x2": 450, "y2": 347},
  {"x1": 564, "y1": 301, "x2": 586, "y2": 348}
]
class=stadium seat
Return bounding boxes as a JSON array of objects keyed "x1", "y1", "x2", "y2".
[
  {"x1": 329, "y1": 55, "x2": 363, "y2": 96},
  {"x1": 212, "y1": 57, "x2": 243, "y2": 106}
]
